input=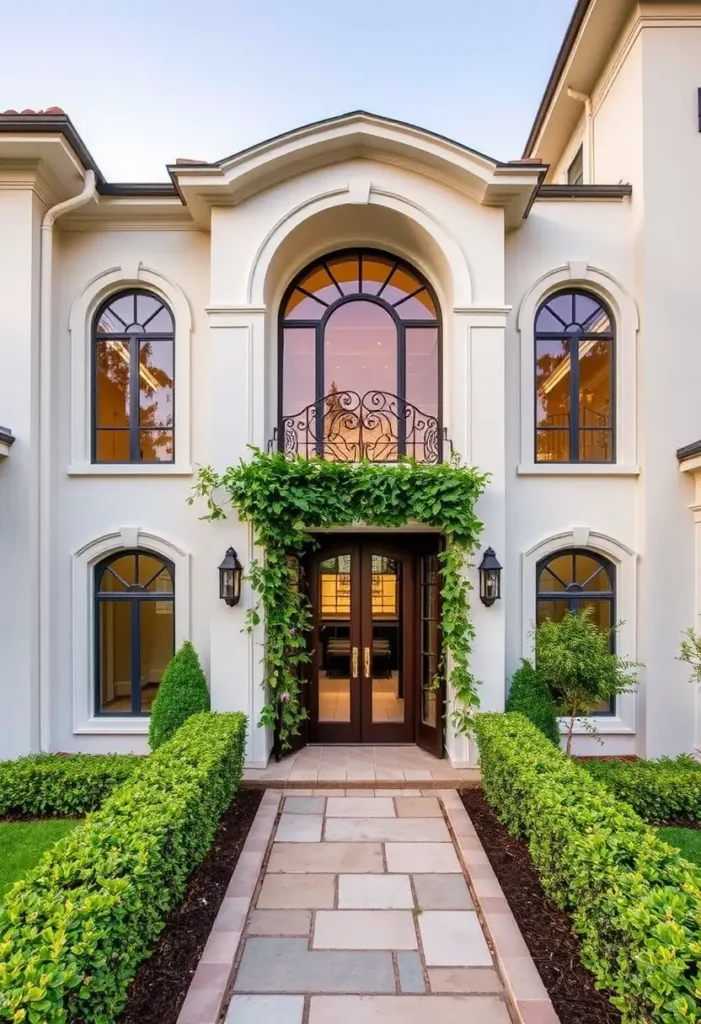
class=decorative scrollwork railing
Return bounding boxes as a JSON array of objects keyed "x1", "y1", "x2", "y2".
[{"x1": 270, "y1": 390, "x2": 449, "y2": 464}]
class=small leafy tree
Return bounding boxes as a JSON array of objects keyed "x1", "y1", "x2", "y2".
[
  {"x1": 535, "y1": 607, "x2": 639, "y2": 754},
  {"x1": 505, "y1": 659, "x2": 560, "y2": 746},
  {"x1": 149, "y1": 640, "x2": 210, "y2": 750},
  {"x1": 678, "y1": 627, "x2": 701, "y2": 686}
]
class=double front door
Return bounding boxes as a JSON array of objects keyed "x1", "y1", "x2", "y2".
[{"x1": 305, "y1": 535, "x2": 443, "y2": 755}]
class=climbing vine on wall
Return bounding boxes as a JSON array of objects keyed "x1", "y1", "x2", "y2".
[{"x1": 191, "y1": 450, "x2": 487, "y2": 748}]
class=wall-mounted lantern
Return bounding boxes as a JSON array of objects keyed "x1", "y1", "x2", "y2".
[
  {"x1": 218, "y1": 547, "x2": 243, "y2": 606},
  {"x1": 478, "y1": 547, "x2": 502, "y2": 607}
]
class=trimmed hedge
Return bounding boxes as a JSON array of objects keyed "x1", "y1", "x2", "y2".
[
  {"x1": 149, "y1": 640, "x2": 210, "y2": 751},
  {"x1": 0, "y1": 754, "x2": 140, "y2": 818},
  {"x1": 474, "y1": 713, "x2": 701, "y2": 1024},
  {"x1": 505, "y1": 659, "x2": 560, "y2": 746},
  {"x1": 0, "y1": 712, "x2": 247, "y2": 1024},
  {"x1": 582, "y1": 755, "x2": 701, "y2": 823}
]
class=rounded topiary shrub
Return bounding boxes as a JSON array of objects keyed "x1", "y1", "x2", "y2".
[
  {"x1": 505, "y1": 659, "x2": 560, "y2": 746},
  {"x1": 149, "y1": 640, "x2": 211, "y2": 750}
]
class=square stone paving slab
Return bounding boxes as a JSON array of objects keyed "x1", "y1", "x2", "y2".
[
  {"x1": 413, "y1": 873, "x2": 474, "y2": 910},
  {"x1": 326, "y1": 797, "x2": 396, "y2": 817},
  {"x1": 325, "y1": 817, "x2": 450, "y2": 843},
  {"x1": 248, "y1": 910, "x2": 312, "y2": 935},
  {"x1": 226, "y1": 994, "x2": 304, "y2": 1023},
  {"x1": 395, "y1": 797, "x2": 443, "y2": 817},
  {"x1": 275, "y1": 814, "x2": 324, "y2": 842},
  {"x1": 338, "y1": 873, "x2": 414, "y2": 909},
  {"x1": 268, "y1": 842, "x2": 384, "y2": 873},
  {"x1": 234, "y1": 938, "x2": 396, "y2": 994},
  {"x1": 313, "y1": 910, "x2": 418, "y2": 950},
  {"x1": 257, "y1": 874, "x2": 335, "y2": 909},
  {"x1": 308, "y1": 995, "x2": 512, "y2": 1023},
  {"x1": 284, "y1": 796, "x2": 326, "y2": 814},
  {"x1": 385, "y1": 842, "x2": 461, "y2": 873},
  {"x1": 428, "y1": 967, "x2": 503, "y2": 993},
  {"x1": 418, "y1": 911, "x2": 492, "y2": 967}
]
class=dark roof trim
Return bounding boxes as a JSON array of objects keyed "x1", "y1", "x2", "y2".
[
  {"x1": 100, "y1": 182, "x2": 178, "y2": 197},
  {"x1": 537, "y1": 183, "x2": 632, "y2": 200},
  {"x1": 0, "y1": 426, "x2": 16, "y2": 446},
  {"x1": 167, "y1": 110, "x2": 503, "y2": 175},
  {"x1": 677, "y1": 440, "x2": 701, "y2": 461},
  {"x1": 523, "y1": 0, "x2": 593, "y2": 157}
]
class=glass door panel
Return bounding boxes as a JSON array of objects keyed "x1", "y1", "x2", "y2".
[
  {"x1": 318, "y1": 554, "x2": 353, "y2": 723},
  {"x1": 370, "y1": 555, "x2": 404, "y2": 724}
]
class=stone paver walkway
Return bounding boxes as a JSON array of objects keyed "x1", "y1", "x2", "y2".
[
  {"x1": 224, "y1": 792, "x2": 511, "y2": 1023},
  {"x1": 242, "y1": 745, "x2": 480, "y2": 787}
]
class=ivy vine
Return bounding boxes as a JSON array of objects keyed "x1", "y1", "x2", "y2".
[{"x1": 190, "y1": 450, "x2": 487, "y2": 748}]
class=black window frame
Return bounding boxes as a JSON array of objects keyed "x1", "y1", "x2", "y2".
[
  {"x1": 94, "y1": 549, "x2": 175, "y2": 717},
  {"x1": 534, "y1": 288, "x2": 615, "y2": 464},
  {"x1": 278, "y1": 247, "x2": 442, "y2": 459},
  {"x1": 536, "y1": 548, "x2": 616, "y2": 717},
  {"x1": 92, "y1": 289, "x2": 175, "y2": 465}
]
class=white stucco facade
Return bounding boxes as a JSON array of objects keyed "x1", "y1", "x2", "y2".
[{"x1": 2, "y1": 0, "x2": 701, "y2": 765}]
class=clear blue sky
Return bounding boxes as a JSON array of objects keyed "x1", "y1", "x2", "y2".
[{"x1": 0, "y1": 0, "x2": 575, "y2": 182}]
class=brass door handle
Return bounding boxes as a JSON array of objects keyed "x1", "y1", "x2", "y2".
[
  {"x1": 364, "y1": 646, "x2": 371, "y2": 678},
  {"x1": 352, "y1": 647, "x2": 359, "y2": 679}
]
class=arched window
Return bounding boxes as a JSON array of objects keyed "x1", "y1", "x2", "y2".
[
  {"x1": 536, "y1": 548, "x2": 615, "y2": 714},
  {"x1": 93, "y1": 290, "x2": 175, "y2": 463},
  {"x1": 279, "y1": 249, "x2": 441, "y2": 462},
  {"x1": 95, "y1": 550, "x2": 175, "y2": 715},
  {"x1": 535, "y1": 290, "x2": 614, "y2": 463}
]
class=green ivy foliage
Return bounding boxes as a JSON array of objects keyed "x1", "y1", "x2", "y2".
[
  {"x1": 0, "y1": 712, "x2": 247, "y2": 1024},
  {"x1": 583, "y1": 755, "x2": 701, "y2": 823},
  {"x1": 474, "y1": 712, "x2": 701, "y2": 1024},
  {"x1": 0, "y1": 754, "x2": 140, "y2": 817},
  {"x1": 148, "y1": 640, "x2": 211, "y2": 750},
  {"x1": 505, "y1": 659, "x2": 560, "y2": 746},
  {"x1": 191, "y1": 450, "x2": 487, "y2": 747}
]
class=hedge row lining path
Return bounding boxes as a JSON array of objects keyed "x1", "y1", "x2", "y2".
[{"x1": 178, "y1": 789, "x2": 558, "y2": 1024}]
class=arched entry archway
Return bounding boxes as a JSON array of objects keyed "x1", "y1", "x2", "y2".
[{"x1": 278, "y1": 248, "x2": 442, "y2": 463}]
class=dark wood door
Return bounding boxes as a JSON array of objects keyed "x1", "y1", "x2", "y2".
[
  {"x1": 415, "y1": 551, "x2": 445, "y2": 758},
  {"x1": 307, "y1": 538, "x2": 417, "y2": 744}
]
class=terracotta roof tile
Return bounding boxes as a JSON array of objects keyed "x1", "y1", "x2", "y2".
[{"x1": 1, "y1": 107, "x2": 65, "y2": 115}]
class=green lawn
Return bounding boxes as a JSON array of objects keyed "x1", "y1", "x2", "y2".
[
  {"x1": 0, "y1": 819, "x2": 80, "y2": 898},
  {"x1": 658, "y1": 826, "x2": 701, "y2": 867}
]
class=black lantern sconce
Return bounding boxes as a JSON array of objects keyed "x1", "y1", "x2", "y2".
[
  {"x1": 478, "y1": 547, "x2": 502, "y2": 607},
  {"x1": 218, "y1": 547, "x2": 243, "y2": 607}
]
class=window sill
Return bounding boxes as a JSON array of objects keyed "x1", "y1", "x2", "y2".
[
  {"x1": 67, "y1": 463, "x2": 193, "y2": 477},
  {"x1": 518, "y1": 464, "x2": 640, "y2": 477},
  {"x1": 74, "y1": 717, "x2": 149, "y2": 735},
  {"x1": 557, "y1": 715, "x2": 634, "y2": 735}
]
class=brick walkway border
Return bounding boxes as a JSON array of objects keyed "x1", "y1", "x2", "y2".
[{"x1": 177, "y1": 789, "x2": 560, "y2": 1024}]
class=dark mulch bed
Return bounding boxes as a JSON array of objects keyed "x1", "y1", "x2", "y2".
[
  {"x1": 118, "y1": 787, "x2": 263, "y2": 1024},
  {"x1": 460, "y1": 789, "x2": 621, "y2": 1024}
]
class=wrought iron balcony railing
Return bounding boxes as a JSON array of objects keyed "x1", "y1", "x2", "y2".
[{"x1": 269, "y1": 390, "x2": 450, "y2": 464}]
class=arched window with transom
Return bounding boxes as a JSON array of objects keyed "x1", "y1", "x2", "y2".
[
  {"x1": 93, "y1": 290, "x2": 175, "y2": 463},
  {"x1": 95, "y1": 550, "x2": 175, "y2": 715},
  {"x1": 535, "y1": 289, "x2": 614, "y2": 463},
  {"x1": 279, "y1": 249, "x2": 442, "y2": 462},
  {"x1": 536, "y1": 548, "x2": 616, "y2": 714}
]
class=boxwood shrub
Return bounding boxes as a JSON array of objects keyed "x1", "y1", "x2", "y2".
[
  {"x1": 0, "y1": 711, "x2": 247, "y2": 1024},
  {"x1": 474, "y1": 712, "x2": 701, "y2": 1024},
  {"x1": 582, "y1": 755, "x2": 701, "y2": 823},
  {"x1": 505, "y1": 659, "x2": 560, "y2": 746},
  {"x1": 0, "y1": 753, "x2": 140, "y2": 817}
]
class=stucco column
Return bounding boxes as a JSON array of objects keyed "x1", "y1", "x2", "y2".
[
  {"x1": 446, "y1": 308, "x2": 508, "y2": 766},
  {"x1": 0, "y1": 179, "x2": 43, "y2": 758},
  {"x1": 206, "y1": 307, "x2": 270, "y2": 766},
  {"x1": 679, "y1": 457, "x2": 701, "y2": 754}
]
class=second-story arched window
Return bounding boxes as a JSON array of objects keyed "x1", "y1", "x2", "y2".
[
  {"x1": 535, "y1": 289, "x2": 614, "y2": 463},
  {"x1": 93, "y1": 290, "x2": 175, "y2": 463},
  {"x1": 279, "y1": 249, "x2": 441, "y2": 463}
]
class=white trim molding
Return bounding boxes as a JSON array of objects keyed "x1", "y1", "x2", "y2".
[
  {"x1": 67, "y1": 264, "x2": 193, "y2": 475},
  {"x1": 71, "y1": 527, "x2": 191, "y2": 735},
  {"x1": 517, "y1": 263, "x2": 639, "y2": 473},
  {"x1": 521, "y1": 529, "x2": 638, "y2": 736}
]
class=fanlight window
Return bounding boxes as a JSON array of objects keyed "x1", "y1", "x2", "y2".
[
  {"x1": 535, "y1": 290, "x2": 614, "y2": 463},
  {"x1": 536, "y1": 549, "x2": 615, "y2": 714},
  {"x1": 93, "y1": 290, "x2": 175, "y2": 464},
  {"x1": 279, "y1": 249, "x2": 441, "y2": 462},
  {"x1": 94, "y1": 550, "x2": 175, "y2": 716}
]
